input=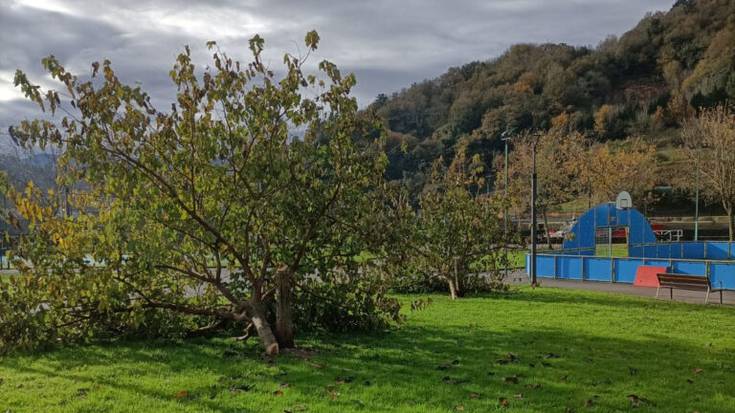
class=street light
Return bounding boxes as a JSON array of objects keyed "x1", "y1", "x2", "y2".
[
  {"x1": 501, "y1": 128, "x2": 514, "y2": 281},
  {"x1": 695, "y1": 155, "x2": 700, "y2": 241},
  {"x1": 530, "y1": 136, "x2": 538, "y2": 287}
]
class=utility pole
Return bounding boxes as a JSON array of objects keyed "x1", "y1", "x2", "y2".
[
  {"x1": 501, "y1": 129, "x2": 513, "y2": 281},
  {"x1": 530, "y1": 138, "x2": 538, "y2": 287},
  {"x1": 694, "y1": 156, "x2": 700, "y2": 241}
]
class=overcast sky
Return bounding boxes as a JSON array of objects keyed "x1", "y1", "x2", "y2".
[{"x1": 0, "y1": 0, "x2": 674, "y2": 147}]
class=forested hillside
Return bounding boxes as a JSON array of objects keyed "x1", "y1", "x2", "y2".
[{"x1": 370, "y1": 0, "x2": 735, "y2": 190}]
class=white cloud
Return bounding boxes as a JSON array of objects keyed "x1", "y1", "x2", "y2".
[
  {"x1": 0, "y1": 71, "x2": 24, "y2": 102},
  {"x1": 0, "y1": 0, "x2": 674, "y2": 129},
  {"x1": 12, "y1": 0, "x2": 75, "y2": 15}
]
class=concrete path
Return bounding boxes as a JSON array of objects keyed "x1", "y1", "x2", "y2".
[{"x1": 507, "y1": 270, "x2": 735, "y2": 306}]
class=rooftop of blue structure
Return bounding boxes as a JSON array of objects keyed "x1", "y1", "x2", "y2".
[{"x1": 561, "y1": 203, "x2": 656, "y2": 256}]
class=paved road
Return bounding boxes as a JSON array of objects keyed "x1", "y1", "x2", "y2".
[
  {"x1": 5, "y1": 266, "x2": 733, "y2": 306},
  {"x1": 507, "y1": 270, "x2": 735, "y2": 306}
]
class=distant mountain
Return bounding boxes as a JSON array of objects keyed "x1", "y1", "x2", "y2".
[
  {"x1": 0, "y1": 153, "x2": 56, "y2": 190},
  {"x1": 370, "y1": 0, "x2": 735, "y2": 185},
  {"x1": 0, "y1": 135, "x2": 20, "y2": 156},
  {"x1": 0, "y1": 152, "x2": 55, "y2": 236}
]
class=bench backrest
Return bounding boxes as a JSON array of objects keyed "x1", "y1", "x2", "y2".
[{"x1": 657, "y1": 273, "x2": 710, "y2": 287}]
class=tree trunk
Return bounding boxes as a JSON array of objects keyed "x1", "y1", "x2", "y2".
[
  {"x1": 447, "y1": 261, "x2": 462, "y2": 300},
  {"x1": 275, "y1": 270, "x2": 295, "y2": 349},
  {"x1": 447, "y1": 278, "x2": 458, "y2": 300},
  {"x1": 543, "y1": 209, "x2": 553, "y2": 250},
  {"x1": 728, "y1": 207, "x2": 734, "y2": 242},
  {"x1": 249, "y1": 302, "x2": 279, "y2": 356}
]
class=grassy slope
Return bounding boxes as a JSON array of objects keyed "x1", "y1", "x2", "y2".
[{"x1": 1, "y1": 288, "x2": 734, "y2": 412}]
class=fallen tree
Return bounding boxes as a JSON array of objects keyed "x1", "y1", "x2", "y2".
[{"x1": 2, "y1": 32, "x2": 401, "y2": 355}]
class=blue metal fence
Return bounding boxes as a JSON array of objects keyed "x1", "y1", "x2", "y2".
[
  {"x1": 539, "y1": 202, "x2": 735, "y2": 290},
  {"x1": 624, "y1": 241, "x2": 734, "y2": 260},
  {"x1": 527, "y1": 253, "x2": 735, "y2": 290}
]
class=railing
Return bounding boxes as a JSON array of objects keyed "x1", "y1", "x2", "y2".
[
  {"x1": 526, "y1": 242, "x2": 735, "y2": 291},
  {"x1": 552, "y1": 241, "x2": 734, "y2": 260},
  {"x1": 654, "y1": 229, "x2": 684, "y2": 242}
]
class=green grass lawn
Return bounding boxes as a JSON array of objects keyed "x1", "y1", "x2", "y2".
[
  {"x1": 594, "y1": 244, "x2": 629, "y2": 257},
  {"x1": 1, "y1": 288, "x2": 734, "y2": 412}
]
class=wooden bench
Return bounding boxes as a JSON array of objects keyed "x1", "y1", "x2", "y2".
[{"x1": 656, "y1": 273, "x2": 724, "y2": 304}]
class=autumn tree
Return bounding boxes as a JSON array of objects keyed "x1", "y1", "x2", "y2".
[
  {"x1": 3, "y1": 32, "x2": 402, "y2": 355},
  {"x1": 682, "y1": 105, "x2": 735, "y2": 240},
  {"x1": 500, "y1": 126, "x2": 658, "y2": 245},
  {"x1": 409, "y1": 147, "x2": 505, "y2": 299},
  {"x1": 499, "y1": 129, "x2": 588, "y2": 248},
  {"x1": 584, "y1": 138, "x2": 658, "y2": 207}
]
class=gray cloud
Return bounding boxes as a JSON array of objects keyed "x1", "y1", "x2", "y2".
[{"x1": 0, "y1": 0, "x2": 674, "y2": 146}]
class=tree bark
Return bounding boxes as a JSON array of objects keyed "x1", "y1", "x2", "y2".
[
  {"x1": 249, "y1": 302, "x2": 279, "y2": 356},
  {"x1": 727, "y1": 206, "x2": 734, "y2": 242},
  {"x1": 447, "y1": 278, "x2": 458, "y2": 300},
  {"x1": 275, "y1": 270, "x2": 295, "y2": 348}
]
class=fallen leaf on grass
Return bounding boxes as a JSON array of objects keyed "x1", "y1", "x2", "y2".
[
  {"x1": 525, "y1": 383, "x2": 542, "y2": 389},
  {"x1": 229, "y1": 383, "x2": 254, "y2": 393},
  {"x1": 468, "y1": 392, "x2": 480, "y2": 399},
  {"x1": 498, "y1": 397, "x2": 510, "y2": 408},
  {"x1": 284, "y1": 348, "x2": 317, "y2": 360},
  {"x1": 496, "y1": 353, "x2": 519, "y2": 364},
  {"x1": 335, "y1": 376, "x2": 354, "y2": 384},
  {"x1": 283, "y1": 404, "x2": 307, "y2": 413},
  {"x1": 514, "y1": 393, "x2": 523, "y2": 399},
  {"x1": 687, "y1": 378, "x2": 694, "y2": 384},
  {"x1": 76, "y1": 388, "x2": 89, "y2": 398},
  {"x1": 627, "y1": 394, "x2": 652, "y2": 408},
  {"x1": 455, "y1": 404, "x2": 465, "y2": 411},
  {"x1": 543, "y1": 353, "x2": 560, "y2": 359},
  {"x1": 503, "y1": 375, "x2": 520, "y2": 384},
  {"x1": 325, "y1": 386, "x2": 339, "y2": 401},
  {"x1": 174, "y1": 390, "x2": 189, "y2": 400},
  {"x1": 442, "y1": 376, "x2": 469, "y2": 385},
  {"x1": 273, "y1": 390, "x2": 284, "y2": 396},
  {"x1": 693, "y1": 368, "x2": 704, "y2": 375}
]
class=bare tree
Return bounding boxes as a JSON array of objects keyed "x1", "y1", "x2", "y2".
[{"x1": 682, "y1": 105, "x2": 735, "y2": 240}]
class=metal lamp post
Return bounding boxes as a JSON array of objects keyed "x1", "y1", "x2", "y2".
[
  {"x1": 501, "y1": 129, "x2": 514, "y2": 281},
  {"x1": 695, "y1": 156, "x2": 700, "y2": 241},
  {"x1": 530, "y1": 138, "x2": 538, "y2": 287}
]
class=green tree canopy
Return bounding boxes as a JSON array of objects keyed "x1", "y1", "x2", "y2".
[{"x1": 2, "y1": 32, "x2": 402, "y2": 355}]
